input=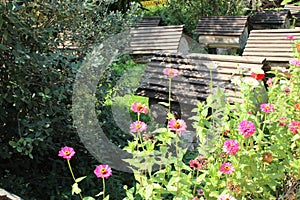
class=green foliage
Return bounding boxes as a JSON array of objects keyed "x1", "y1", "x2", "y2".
[
  {"x1": 0, "y1": 0, "x2": 142, "y2": 199},
  {"x1": 144, "y1": 0, "x2": 248, "y2": 37}
]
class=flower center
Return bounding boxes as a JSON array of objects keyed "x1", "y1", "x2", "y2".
[
  {"x1": 100, "y1": 168, "x2": 107, "y2": 174},
  {"x1": 174, "y1": 121, "x2": 181, "y2": 129},
  {"x1": 224, "y1": 166, "x2": 230, "y2": 170},
  {"x1": 64, "y1": 151, "x2": 70, "y2": 156},
  {"x1": 137, "y1": 103, "x2": 143, "y2": 111},
  {"x1": 136, "y1": 124, "x2": 142, "y2": 129},
  {"x1": 193, "y1": 162, "x2": 199, "y2": 168}
]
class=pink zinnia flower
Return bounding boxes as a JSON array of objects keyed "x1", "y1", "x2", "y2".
[
  {"x1": 58, "y1": 146, "x2": 75, "y2": 160},
  {"x1": 131, "y1": 102, "x2": 149, "y2": 114},
  {"x1": 223, "y1": 140, "x2": 239, "y2": 155},
  {"x1": 278, "y1": 117, "x2": 288, "y2": 127},
  {"x1": 220, "y1": 162, "x2": 235, "y2": 175},
  {"x1": 238, "y1": 120, "x2": 256, "y2": 138},
  {"x1": 260, "y1": 103, "x2": 275, "y2": 113},
  {"x1": 130, "y1": 121, "x2": 147, "y2": 132},
  {"x1": 286, "y1": 35, "x2": 294, "y2": 40},
  {"x1": 189, "y1": 159, "x2": 202, "y2": 170},
  {"x1": 251, "y1": 68, "x2": 265, "y2": 80},
  {"x1": 168, "y1": 119, "x2": 187, "y2": 135},
  {"x1": 285, "y1": 86, "x2": 291, "y2": 94},
  {"x1": 197, "y1": 189, "x2": 204, "y2": 196},
  {"x1": 266, "y1": 78, "x2": 273, "y2": 87},
  {"x1": 289, "y1": 58, "x2": 300, "y2": 66},
  {"x1": 288, "y1": 121, "x2": 300, "y2": 134},
  {"x1": 163, "y1": 68, "x2": 180, "y2": 77},
  {"x1": 218, "y1": 194, "x2": 237, "y2": 200},
  {"x1": 94, "y1": 164, "x2": 112, "y2": 179}
]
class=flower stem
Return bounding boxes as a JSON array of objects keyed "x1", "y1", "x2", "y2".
[
  {"x1": 193, "y1": 170, "x2": 199, "y2": 196},
  {"x1": 137, "y1": 131, "x2": 145, "y2": 151},
  {"x1": 102, "y1": 177, "x2": 106, "y2": 199},
  {"x1": 176, "y1": 133, "x2": 181, "y2": 196},
  {"x1": 67, "y1": 160, "x2": 76, "y2": 181},
  {"x1": 67, "y1": 160, "x2": 83, "y2": 200},
  {"x1": 168, "y1": 77, "x2": 172, "y2": 114}
]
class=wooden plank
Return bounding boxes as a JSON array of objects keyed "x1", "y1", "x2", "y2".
[
  {"x1": 148, "y1": 58, "x2": 263, "y2": 71},
  {"x1": 242, "y1": 52, "x2": 292, "y2": 57},
  {"x1": 242, "y1": 55, "x2": 291, "y2": 62},
  {"x1": 196, "y1": 29, "x2": 245, "y2": 34},
  {"x1": 245, "y1": 43, "x2": 292, "y2": 48},
  {"x1": 130, "y1": 39, "x2": 180, "y2": 44},
  {"x1": 130, "y1": 35, "x2": 182, "y2": 40},
  {"x1": 131, "y1": 44, "x2": 178, "y2": 51},
  {"x1": 130, "y1": 25, "x2": 183, "y2": 31},
  {"x1": 250, "y1": 29, "x2": 300, "y2": 33},
  {"x1": 146, "y1": 62, "x2": 252, "y2": 76},
  {"x1": 246, "y1": 40, "x2": 294, "y2": 45},
  {"x1": 243, "y1": 48, "x2": 293, "y2": 52},
  {"x1": 130, "y1": 30, "x2": 183, "y2": 35},
  {"x1": 130, "y1": 42, "x2": 180, "y2": 47},
  {"x1": 151, "y1": 52, "x2": 266, "y2": 64},
  {"x1": 284, "y1": 4, "x2": 300, "y2": 15},
  {"x1": 248, "y1": 36, "x2": 300, "y2": 40},
  {"x1": 130, "y1": 50, "x2": 178, "y2": 54}
]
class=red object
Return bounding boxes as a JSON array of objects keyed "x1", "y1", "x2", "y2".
[{"x1": 251, "y1": 72, "x2": 265, "y2": 80}]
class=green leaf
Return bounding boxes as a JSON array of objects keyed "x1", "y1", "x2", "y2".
[
  {"x1": 103, "y1": 195, "x2": 110, "y2": 200},
  {"x1": 75, "y1": 176, "x2": 86, "y2": 183},
  {"x1": 95, "y1": 191, "x2": 104, "y2": 197},
  {"x1": 152, "y1": 127, "x2": 168, "y2": 133},
  {"x1": 145, "y1": 184, "x2": 153, "y2": 200},
  {"x1": 72, "y1": 183, "x2": 82, "y2": 195},
  {"x1": 0, "y1": 44, "x2": 9, "y2": 51},
  {"x1": 158, "y1": 101, "x2": 169, "y2": 107},
  {"x1": 83, "y1": 197, "x2": 95, "y2": 200},
  {"x1": 44, "y1": 87, "x2": 51, "y2": 95},
  {"x1": 8, "y1": 141, "x2": 17, "y2": 147},
  {"x1": 16, "y1": 146, "x2": 22, "y2": 153},
  {"x1": 291, "y1": 134, "x2": 300, "y2": 142}
]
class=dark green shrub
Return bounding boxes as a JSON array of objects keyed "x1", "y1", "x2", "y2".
[{"x1": 0, "y1": 0, "x2": 141, "y2": 199}]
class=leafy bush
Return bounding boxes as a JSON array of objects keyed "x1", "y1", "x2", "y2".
[{"x1": 0, "y1": 0, "x2": 142, "y2": 199}]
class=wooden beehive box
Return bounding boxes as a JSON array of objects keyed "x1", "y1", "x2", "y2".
[
  {"x1": 284, "y1": 4, "x2": 300, "y2": 27},
  {"x1": 242, "y1": 28, "x2": 300, "y2": 75},
  {"x1": 194, "y1": 16, "x2": 249, "y2": 54},
  {"x1": 249, "y1": 9, "x2": 292, "y2": 30},
  {"x1": 128, "y1": 25, "x2": 191, "y2": 63},
  {"x1": 135, "y1": 52, "x2": 267, "y2": 128}
]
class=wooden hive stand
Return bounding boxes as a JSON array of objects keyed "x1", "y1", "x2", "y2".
[
  {"x1": 284, "y1": 4, "x2": 300, "y2": 27},
  {"x1": 242, "y1": 28, "x2": 300, "y2": 76},
  {"x1": 194, "y1": 16, "x2": 249, "y2": 55},
  {"x1": 135, "y1": 52, "x2": 268, "y2": 130},
  {"x1": 128, "y1": 25, "x2": 193, "y2": 64},
  {"x1": 249, "y1": 9, "x2": 292, "y2": 30}
]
